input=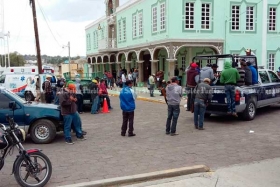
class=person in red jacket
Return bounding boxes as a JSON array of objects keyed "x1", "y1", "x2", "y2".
[
  {"x1": 100, "y1": 79, "x2": 113, "y2": 110},
  {"x1": 186, "y1": 63, "x2": 199, "y2": 111}
]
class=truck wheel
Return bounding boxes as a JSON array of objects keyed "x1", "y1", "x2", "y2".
[
  {"x1": 25, "y1": 91, "x2": 35, "y2": 101},
  {"x1": 30, "y1": 119, "x2": 56, "y2": 144},
  {"x1": 243, "y1": 98, "x2": 256, "y2": 121}
]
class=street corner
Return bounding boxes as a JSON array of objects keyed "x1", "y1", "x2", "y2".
[{"x1": 58, "y1": 165, "x2": 210, "y2": 187}]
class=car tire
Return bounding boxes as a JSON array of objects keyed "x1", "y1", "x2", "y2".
[
  {"x1": 243, "y1": 97, "x2": 256, "y2": 121},
  {"x1": 30, "y1": 119, "x2": 56, "y2": 144},
  {"x1": 25, "y1": 91, "x2": 34, "y2": 101},
  {"x1": 204, "y1": 113, "x2": 211, "y2": 118}
]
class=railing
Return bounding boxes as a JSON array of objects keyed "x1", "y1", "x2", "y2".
[{"x1": 99, "y1": 38, "x2": 117, "y2": 51}]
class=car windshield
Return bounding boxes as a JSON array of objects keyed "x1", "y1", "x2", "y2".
[{"x1": 4, "y1": 90, "x2": 27, "y2": 104}]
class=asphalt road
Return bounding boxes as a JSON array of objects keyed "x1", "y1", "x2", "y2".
[{"x1": 1, "y1": 97, "x2": 280, "y2": 187}]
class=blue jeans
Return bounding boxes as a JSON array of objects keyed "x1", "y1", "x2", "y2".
[
  {"x1": 150, "y1": 84, "x2": 155, "y2": 96},
  {"x1": 194, "y1": 99, "x2": 206, "y2": 128},
  {"x1": 91, "y1": 96, "x2": 99, "y2": 114},
  {"x1": 54, "y1": 95, "x2": 59, "y2": 105},
  {"x1": 166, "y1": 105, "x2": 180, "y2": 133},
  {"x1": 63, "y1": 112, "x2": 83, "y2": 141},
  {"x1": 123, "y1": 82, "x2": 126, "y2": 88},
  {"x1": 225, "y1": 85, "x2": 236, "y2": 113},
  {"x1": 76, "y1": 94, "x2": 83, "y2": 113}
]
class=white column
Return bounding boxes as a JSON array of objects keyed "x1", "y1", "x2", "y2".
[
  {"x1": 262, "y1": 0, "x2": 268, "y2": 67},
  {"x1": 167, "y1": 59, "x2": 176, "y2": 80},
  {"x1": 151, "y1": 60, "x2": 159, "y2": 75},
  {"x1": 137, "y1": 61, "x2": 144, "y2": 82}
]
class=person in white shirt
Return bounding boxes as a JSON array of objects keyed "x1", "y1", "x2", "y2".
[{"x1": 121, "y1": 73, "x2": 126, "y2": 88}]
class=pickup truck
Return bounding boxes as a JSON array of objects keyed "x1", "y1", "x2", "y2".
[{"x1": 192, "y1": 54, "x2": 280, "y2": 121}]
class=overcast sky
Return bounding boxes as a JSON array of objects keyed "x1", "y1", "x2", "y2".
[{"x1": 1, "y1": 0, "x2": 129, "y2": 57}]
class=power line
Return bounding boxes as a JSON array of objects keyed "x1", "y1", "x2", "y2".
[{"x1": 36, "y1": 0, "x2": 62, "y2": 48}]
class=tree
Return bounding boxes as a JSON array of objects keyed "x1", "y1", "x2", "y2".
[{"x1": 9, "y1": 52, "x2": 25, "y2": 66}]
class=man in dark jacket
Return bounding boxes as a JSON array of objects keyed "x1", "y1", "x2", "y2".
[
  {"x1": 59, "y1": 83, "x2": 86, "y2": 144},
  {"x1": 186, "y1": 63, "x2": 199, "y2": 111},
  {"x1": 240, "y1": 60, "x2": 252, "y2": 86},
  {"x1": 119, "y1": 80, "x2": 137, "y2": 137},
  {"x1": 89, "y1": 79, "x2": 99, "y2": 114}
]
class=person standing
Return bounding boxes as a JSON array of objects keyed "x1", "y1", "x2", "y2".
[
  {"x1": 247, "y1": 62, "x2": 258, "y2": 84},
  {"x1": 121, "y1": 72, "x2": 126, "y2": 88},
  {"x1": 193, "y1": 78, "x2": 213, "y2": 130},
  {"x1": 149, "y1": 74, "x2": 156, "y2": 97},
  {"x1": 34, "y1": 77, "x2": 41, "y2": 102},
  {"x1": 220, "y1": 61, "x2": 240, "y2": 117},
  {"x1": 59, "y1": 83, "x2": 86, "y2": 144},
  {"x1": 75, "y1": 78, "x2": 84, "y2": 114},
  {"x1": 165, "y1": 77, "x2": 182, "y2": 136},
  {"x1": 178, "y1": 68, "x2": 183, "y2": 86},
  {"x1": 240, "y1": 60, "x2": 252, "y2": 86},
  {"x1": 100, "y1": 79, "x2": 113, "y2": 110},
  {"x1": 196, "y1": 64, "x2": 214, "y2": 83},
  {"x1": 132, "y1": 69, "x2": 138, "y2": 87},
  {"x1": 186, "y1": 63, "x2": 199, "y2": 111},
  {"x1": 119, "y1": 80, "x2": 137, "y2": 137},
  {"x1": 89, "y1": 79, "x2": 99, "y2": 114},
  {"x1": 43, "y1": 74, "x2": 53, "y2": 103}
]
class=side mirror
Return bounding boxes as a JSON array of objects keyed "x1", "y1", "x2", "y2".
[{"x1": 9, "y1": 101, "x2": 16, "y2": 110}]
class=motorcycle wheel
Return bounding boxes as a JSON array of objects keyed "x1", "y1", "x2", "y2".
[{"x1": 14, "y1": 151, "x2": 52, "y2": 187}]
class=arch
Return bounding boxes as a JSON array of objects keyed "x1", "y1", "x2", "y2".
[
  {"x1": 138, "y1": 48, "x2": 152, "y2": 61},
  {"x1": 97, "y1": 56, "x2": 102, "y2": 63},
  {"x1": 109, "y1": 54, "x2": 116, "y2": 63},
  {"x1": 152, "y1": 46, "x2": 170, "y2": 61},
  {"x1": 103, "y1": 55, "x2": 109, "y2": 63},
  {"x1": 174, "y1": 44, "x2": 221, "y2": 57},
  {"x1": 87, "y1": 57, "x2": 92, "y2": 64},
  {"x1": 117, "y1": 52, "x2": 127, "y2": 62},
  {"x1": 92, "y1": 57, "x2": 96, "y2": 63},
  {"x1": 127, "y1": 50, "x2": 138, "y2": 61}
]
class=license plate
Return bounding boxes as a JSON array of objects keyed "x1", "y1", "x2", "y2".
[{"x1": 83, "y1": 100, "x2": 90, "y2": 104}]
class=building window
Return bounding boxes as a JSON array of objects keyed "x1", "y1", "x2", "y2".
[
  {"x1": 123, "y1": 20, "x2": 126, "y2": 40},
  {"x1": 181, "y1": 56, "x2": 186, "y2": 69},
  {"x1": 118, "y1": 21, "x2": 122, "y2": 41},
  {"x1": 269, "y1": 7, "x2": 277, "y2": 31},
  {"x1": 96, "y1": 32, "x2": 99, "y2": 48},
  {"x1": 246, "y1": 6, "x2": 254, "y2": 30},
  {"x1": 201, "y1": 3, "x2": 211, "y2": 29},
  {"x1": 185, "y1": 2, "x2": 194, "y2": 29},
  {"x1": 268, "y1": 54, "x2": 275, "y2": 71},
  {"x1": 160, "y1": 3, "x2": 166, "y2": 30},
  {"x1": 231, "y1": 5, "x2": 240, "y2": 30},
  {"x1": 152, "y1": 7, "x2": 157, "y2": 32},
  {"x1": 133, "y1": 15, "x2": 137, "y2": 37},
  {"x1": 139, "y1": 13, "x2": 143, "y2": 36}
]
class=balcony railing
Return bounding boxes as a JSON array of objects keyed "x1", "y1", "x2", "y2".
[{"x1": 98, "y1": 38, "x2": 117, "y2": 52}]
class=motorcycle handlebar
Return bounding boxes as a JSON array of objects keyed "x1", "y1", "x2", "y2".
[{"x1": 5, "y1": 116, "x2": 15, "y2": 130}]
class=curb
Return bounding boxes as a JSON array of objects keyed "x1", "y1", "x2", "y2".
[{"x1": 59, "y1": 165, "x2": 210, "y2": 187}]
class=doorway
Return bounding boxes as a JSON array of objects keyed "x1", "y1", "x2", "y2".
[{"x1": 143, "y1": 54, "x2": 151, "y2": 82}]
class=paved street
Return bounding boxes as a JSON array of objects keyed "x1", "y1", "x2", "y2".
[{"x1": 1, "y1": 96, "x2": 280, "y2": 186}]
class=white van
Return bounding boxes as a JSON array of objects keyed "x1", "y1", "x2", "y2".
[{"x1": 0, "y1": 67, "x2": 57, "y2": 101}]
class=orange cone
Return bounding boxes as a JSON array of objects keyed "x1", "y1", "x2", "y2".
[{"x1": 102, "y1": 98, "x2": 110, "y2": 113}]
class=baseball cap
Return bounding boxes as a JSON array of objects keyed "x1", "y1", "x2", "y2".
[{"x1": 191, "y1": 63, "x2": 198, "y2": 68}]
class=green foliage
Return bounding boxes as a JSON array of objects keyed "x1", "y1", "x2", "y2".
[{"x1": 9, "y1": 52, "x2": 25, "y2": 66}]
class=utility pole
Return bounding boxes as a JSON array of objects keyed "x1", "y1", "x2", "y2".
[
  {"x1": 63, "y1": 42, "x2": 71, "y2": 79},
  {"x1": 30, "y1": 0, "x2": 42, "y2": 74}
]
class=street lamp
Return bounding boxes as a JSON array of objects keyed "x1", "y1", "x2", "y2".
[{"x1": 62, "y1": 41, "x2": 70, "y2": 78}]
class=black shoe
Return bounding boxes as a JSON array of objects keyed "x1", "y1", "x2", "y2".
[
  {"x1": 128, "y1": 133, "x2": 136, "y2": 137},
  {"x1": 77, "y1": 135, "x2": 87, "y2": 140},
  {"x1": 195, "y1": 126, "x2": 198, "y2": 129},
  {"x1": 198, "y1": 128, "x2": 205, "y2": 130},
  {"x1": 65, "y1": 139, "x2": 74, "y2": 145},
  {"x1": 109, "y1": 107, "x2": 113, "y2": 110},
  {"x1": 121, "y1": 133, "x2": 125, "y2": 136},
  {"x1": 166, "y1": 132, "x2": 170, "y2": 135},
  {"x1": 170, "y1": 133, "x2": 179, "y2": 136},
  {"x1": 82, "y1": 131, "x2": 87, "y2": 135}
]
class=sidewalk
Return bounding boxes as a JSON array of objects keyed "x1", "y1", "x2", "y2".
[
  {"x1": 123, "y1": 158, "x2": 280, "y2": 187},
  {"x1": 108, "y1": 86, "x2": 187, "y2": 106}
]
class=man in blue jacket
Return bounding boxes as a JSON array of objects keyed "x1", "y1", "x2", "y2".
[
  {"x1": 119, "y1": 80, "x2": 137, "y2": 137},
  {"x1": 247, "y1": 62, "x2": 258, "y2": 84}
]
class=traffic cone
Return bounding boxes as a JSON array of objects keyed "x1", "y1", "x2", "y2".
[{"x1": 102, "y1": 98, "x2": 110, "y2": 113}]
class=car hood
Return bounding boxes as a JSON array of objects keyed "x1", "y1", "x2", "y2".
[{"x1": 23, "y1": 102, "x2": 60, "y2": 110}]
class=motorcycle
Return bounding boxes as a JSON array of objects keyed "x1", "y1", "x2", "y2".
[{"x1": 0, "y1": 101, "x2": 52, "y2": 187}]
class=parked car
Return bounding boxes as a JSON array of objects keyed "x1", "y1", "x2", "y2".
[{"x1": 0, "y1": 87, "x2": 64, "y2": 144}]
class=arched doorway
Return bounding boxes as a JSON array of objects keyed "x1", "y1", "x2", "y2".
[
  {"x1": 117, "y1": 52, "x2": 127, "y2": 75},
  {"x1": 127, "y1": 51, "x2": 138, "y2": 73},
  {"x1": 97, "y1": 56, "x2": 102, "y2": 78},
  {"x1": 110, "y1": 54, "x2": 117, "y2": 80},
  {"x1": 103, "y1": 55, "x2": 109, "y2": 72},
  {"x1": 153, "y1": 47, "x2": 169, "y2": 81},
  {"x1": 139, "y1": 49, "x2": 151, "y2": 82}
]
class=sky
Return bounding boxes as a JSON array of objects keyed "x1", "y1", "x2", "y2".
[{"x1": 0, "y1": 0, "x2": 129, "y2": 57}]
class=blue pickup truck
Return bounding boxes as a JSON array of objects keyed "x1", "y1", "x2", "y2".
[
  {"x1": 192, "y1": 54, "x2": 280, "y2": 121},
  {"x1": 0, "y1": 87, "x2": 64, "y2": 143}
]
